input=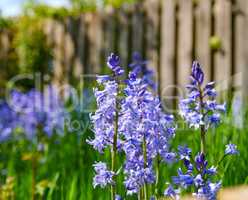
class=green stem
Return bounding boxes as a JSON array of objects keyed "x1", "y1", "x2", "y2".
[
  {"x1": 217, "y1": 154, "x2": 227, "y2": 167},
  {"x1": 155, "y1": 157, "x2": 160, "y2": 199},
  {"x1": 111, "y1": 88, "x2": 119, "y2": 200},
  {"x1": 138, "y1": 188, "x2": 143, "y2": 200},
  {"x1": 31, "y1": 156, "x2": 36, "y2": 200},
  {"x1": 199, "y1": 86, "x2": 206, "y2": 154},
  {"x1": 143, "y1": 135, "x2": 148, "y2": 200},
  {"x1": 200, "y1": 125, "x2": 206, "y2": 154}
]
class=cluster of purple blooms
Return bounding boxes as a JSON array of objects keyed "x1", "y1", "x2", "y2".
[
  {"x1": 128, "y1": 52, "x2": 156, "y2": 90},
  {"x1": 165, "y1": 143, "x2": 238, "y2": 200},
  {"x1": 89, "y1": 54, "x2": 238, "y2": 200},
  {"x1": 88, "y1": 53, "x2": 176, "y2": 198},
  {"x1": 120, "y1": 74, "x2": 175, "y2": 194},
  {"x1": 0, "y1": 101, "x2": 18, "y2": 142},
  {"x1": 164, "y1": 61, "x2": 238, "y2": 200},
  {"x1": 179, "y1": 61, "x2": 226, "y2": 129},
  {"x1": 0, "y1": 85, "x2": 66, "y2": 141}
]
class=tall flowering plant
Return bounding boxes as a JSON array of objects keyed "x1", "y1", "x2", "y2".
[
  {"x1": 88, "y1": 53, "x2": 176, "y2": 200},
  {"x1": 87, "y1": 53, "x2": 124, "y2": 200},
  {"x1": 89, "y1": 55, "x2": 238, "y2": 200},
  {"x1": 164, "y1": 61, "x2": 238, "y2": 200}
]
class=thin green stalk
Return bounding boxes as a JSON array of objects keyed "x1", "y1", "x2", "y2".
[
  {"x1": 200, "y1": 125, "x2": 206, "y2": 154},
  {"x1": 143, "y1": 135, "x2": 148, "y2": 200},
  {"x1": 199, "y1": 86, "x2": 206, "y2": 154},
  {"x1": 155, "y1": 157, "x2": 160, "y2": 199},
  {"x1": 111, "y1": 88, "x2": 119, "y2": 200},
  {"x1": 31, "y1": 156, "x2": 36, "y2": 200},
  {"x1": 138, "y1": 188, "x2": 143, "y2": 200}
]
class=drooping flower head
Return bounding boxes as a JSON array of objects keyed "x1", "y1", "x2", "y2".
[
  {"x1": 107, "y1": 53, "x2": 124, "y2": 77},
  {"x1": 166, "y1": 148, "x2": 222, "y2": 200},
  {"x1": 93, "y1": 162, "x2": 115, "y2": 188},
  {"x1": 225, "y1": 143, "x2": 239, "y2": 155}
]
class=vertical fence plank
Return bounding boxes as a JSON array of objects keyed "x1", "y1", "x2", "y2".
[
  {"x1": 102, "y1": 8, "x2": 115, "y2": 73},
  {"x1": 74, "y1": 15, "x2": 85, "y2": 80},
  {"x1": 177, "y1": 0, "x2": 193, "y2": 89},
  {"x1": 213, "y1": 0, "x2": 232, "y2": 92},
  {"x1": 43, "y1": 19, "x2": 55, "y2": 46},
  {"x1": 144, "y1": 0, "x2": 160, "y2": 89},
  {"x1": 195, "y1": 0, "x2": 211, "y2": 83},
  {"x1": 53, "y1": 20, "x2": 65, "y2": 86},
  {"x1": 235, "y1": 0, "x2": 248, "y2": 99},
  {"x1": 64, "y1": 17, "x2": 75, "y2": 84},
  {"x1": 160, "y1": 0, "x2": 176, "y2": 109},
  {"x1": 131, "y1": 3, "x2": 144, "y2": 54},
  {"x1": 87, "y1": 13, "x2": 103, "y2": 74},
  {"x1": 118, "y1": 7, "x2": 129, "y2": 70},
  {"x1": 72, "y1": 15, "x2": 85, "y2": 80}
]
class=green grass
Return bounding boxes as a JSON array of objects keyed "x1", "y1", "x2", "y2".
[{"x1": 0, "y1": 108, "x2": 247, "y2": 199}]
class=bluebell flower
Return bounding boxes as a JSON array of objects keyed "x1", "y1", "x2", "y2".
[
  {"x1": 164, "y1": 185, "x2": 180, "y2": 200},
  {"x1": 225, "y1": 143, "x2": 238, "y2": 155},
  {"x1": 178, "y1": 145, "x2": 191, "y2": 160},
  {"x1": 179, "y1": 61, "x2": 226, "y2": 130},
  {"x1": 172, "y1": 168, "x2": 194, "y2": 188},
  {"x1": 167, "y1": 146, "x2": 223, "y2": 200},
  {"x1": 192, "y1": 61, "x2": 204, "y2": 85},
  {"x1": 88, "y1": 80, "x2": 118, "y2": 153},
  {"x1": 128, "y1": 52, "x2": 156, "y2": 90},
  {"x1": 120, "y1": 75, "x2": 175, "y2": 194},
  {"x1": 0, "y1": 101, "x2": 18, "y2": 142},
  {"x1": 4, "y1": 86, "x2": 66, "y2": 140},
  {"x1": 194, "y1": 174, "x2": 204, "y2": 187},
  {"x1": 115, "y1": 195, "x2": 122, "y2": 200},
  {"x1": 193, "y1": 181, "x2": 222, "y2": 200},
  {"x1": 107, "y1": 53, "x2": 124, "y2": 76},
  {"x1": 93, "y1": 162, "x2": 115, "y2": 188}
]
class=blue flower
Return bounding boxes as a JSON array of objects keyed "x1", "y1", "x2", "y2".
[
  {"x1": 128, "y1": 52, "x2": 156, "y2": 90},
  {"x1": 93, "y1": 162, "x2": 115, "y2": 188},
  {"x1": 193, "y1": 181, "x2": 222, "y2": 200},
  {"x1": 164, "y1": 185, "x2": 180, "y2": 200},
  {"x1": 225, "y1": 143, "x2": 238, "y2": 155},
  {"x1": 7, "y1": 86, "x2": 66, "y2": 140},
  {"x1": 87, "y1": 80, "x2": 118, "y2": 153},
  {"x1": 120, "y1": 76, "x2": 175, "y2": 194},
  {"x1": 172, "y1": 168, "x2": 194, "y2": 188},
  {"x1": 107, "y1": 53, "x2": 124, "y2": 76},
  {"x1": 115, "y1": 195, "x2": 122, "y2": 200},
  {"x1": 178, "y1": 145, "x2": 191, "y2": 160},
  {"x1": 192, "y1": 61, "x2": 204, "y2": 85},
  {"x1": 179, "y1": 61, "x2": 226, "y2": 130}
]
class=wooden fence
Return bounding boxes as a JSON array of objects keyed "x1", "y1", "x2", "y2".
[{"x1": 1, "y1": 0, "x2": 248, "y2": 102}]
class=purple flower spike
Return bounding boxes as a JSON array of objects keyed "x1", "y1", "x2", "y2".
[
  {"x1": 192, "y1": 61, "x2": 204, "y2": 85},
  {"x1": 179, "y1": 61, "x2": 226, "y2": 129}
]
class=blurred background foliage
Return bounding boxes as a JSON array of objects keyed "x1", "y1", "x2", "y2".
[{"x1": 0, "y1": 0, "x2": 139, "y2": 93}]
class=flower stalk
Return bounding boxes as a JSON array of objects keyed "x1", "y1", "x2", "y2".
[
  {"x1": 199, "y1": 87, "x2": 206, "y2": 154},
  {"x1": 155, "y1": 157, "x2": 160, "y2": 199},
  {"x1": 143, "y1": 135, "x2": 148, "y2": 200},
  {"x1": 111, "y1": 89, "x2": 119, "y2": 200}
]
